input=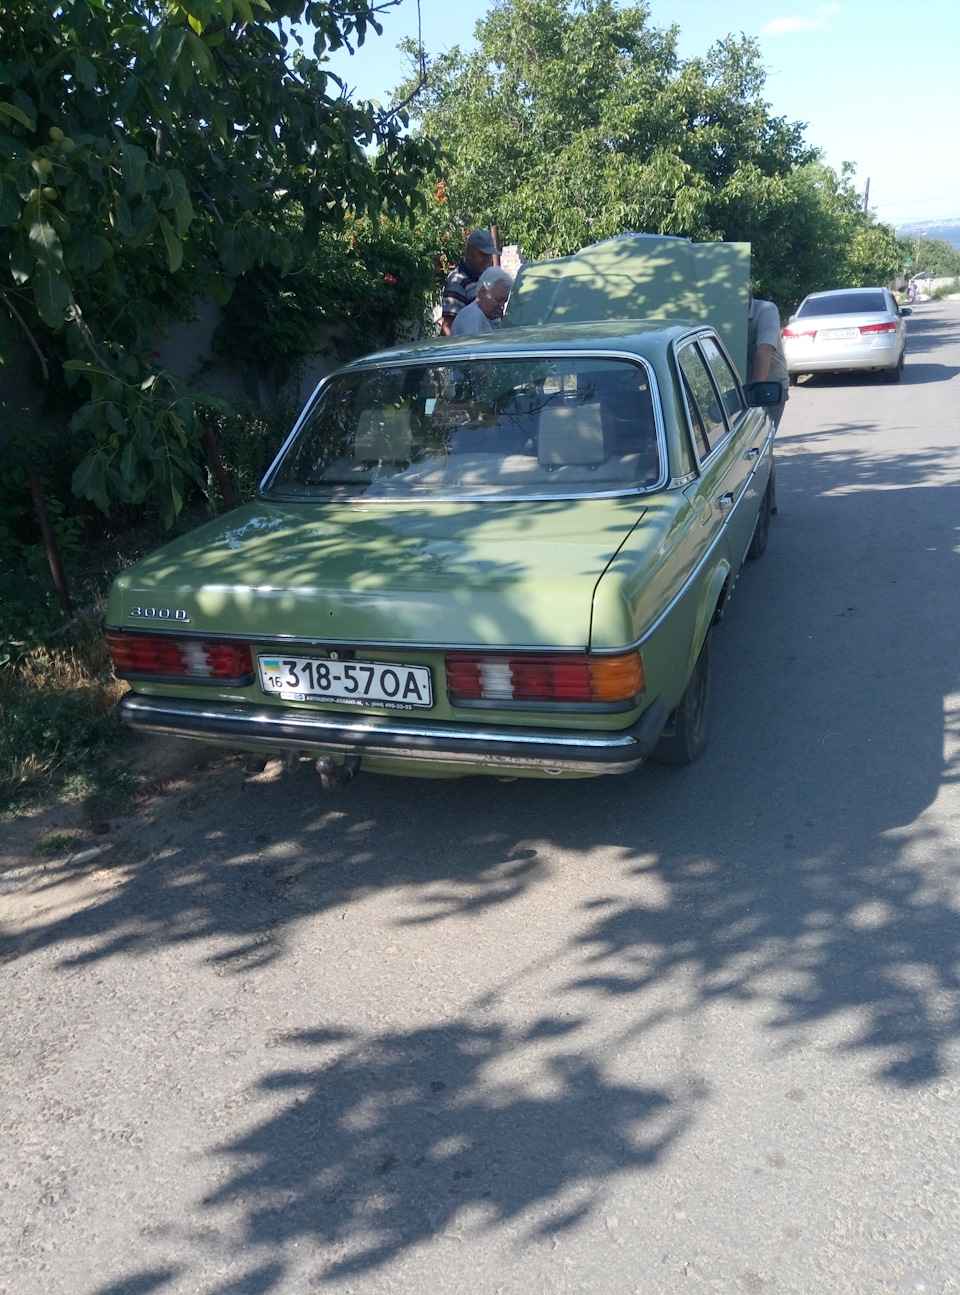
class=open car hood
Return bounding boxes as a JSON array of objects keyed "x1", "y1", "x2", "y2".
[{"x1": 107, "y1": 498, "x2": 647, "y2": 649}]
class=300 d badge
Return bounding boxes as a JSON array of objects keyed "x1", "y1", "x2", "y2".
[{"x1": 129, "y1": 606, "x2": 190, "y2": 622}]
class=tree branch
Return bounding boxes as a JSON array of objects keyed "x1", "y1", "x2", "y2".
[
  {"x1": 0, "y1": 289, "x2": 51, "y2": 383},
  {"x1": 67, "y1": 294, "x2": 120, "y2": 377},
  {"x1": 195, "y1": 187, "x2": 225, "y2": 223},
  {"x1": 381, "y1": 0, "x2": 427, "y2": 121}
]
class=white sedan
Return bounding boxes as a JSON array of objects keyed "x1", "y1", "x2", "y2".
[{"x1": 782, "y1": 287, "x2": 908, "y2": 384}]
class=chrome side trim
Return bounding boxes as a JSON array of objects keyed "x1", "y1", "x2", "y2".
[
  {"x1": 118, "y1": 693, "x2": 669, "y2": 774},
  {"x1": 106, "y1": 627, "x2": 594, "y2": 655}
]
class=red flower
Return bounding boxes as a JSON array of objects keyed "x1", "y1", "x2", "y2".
[
  {"x1": 383, "y1": 273, "x2": 396, "y2": 284},
  {"x1": 434, "y1": 180, "x2": 448, "y2": 204}
]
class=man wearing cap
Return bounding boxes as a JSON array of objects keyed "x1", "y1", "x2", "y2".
[{"x1": 440, "y1": 229, "x2": 497, "y2": 336}]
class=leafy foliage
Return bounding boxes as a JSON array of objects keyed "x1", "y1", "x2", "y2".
[
  {"x1": 201, "y1": 396, "x2": 301, "y2": 506},
  {"x1": 906, "y1": 237, "x2": 960, "y2": 278},
  {"x1": 67, "y1": 360, "x2": 229, "y2": 530},
  {"x1": 212, "y1": 213, "x2": 448, "y2": 384},
  {"x1": 0, "y1": 0, "x2": 440, "y2": 524},
  {"x1": 397, "y1": 0, "x2": 905, "y2": 309},
  {"x1": 843, "y1": 222, "x2": 906, "y2": 289}
]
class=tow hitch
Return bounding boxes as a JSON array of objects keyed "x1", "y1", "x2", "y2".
[{"x1": 316, "y1": 754, "x2": 361, "y2": 792}]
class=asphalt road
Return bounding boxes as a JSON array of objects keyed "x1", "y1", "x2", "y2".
[{"x1": 3, "y1": 300, "x2": 960, "y2": 1295}]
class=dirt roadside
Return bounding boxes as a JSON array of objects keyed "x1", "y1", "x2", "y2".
[{"x1": 0, "y1": 736, "x2": 288, "y2": 958}]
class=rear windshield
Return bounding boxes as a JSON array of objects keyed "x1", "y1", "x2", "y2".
[
  {"x1": 796, "y1": 291, "x2": 887, "y2": 317},
  {"x1": 261, "y1": 356, "x2": 662, "y2": 502}
]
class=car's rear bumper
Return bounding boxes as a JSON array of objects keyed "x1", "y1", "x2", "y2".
[
  {"x1": 785, "y1": 341, "x2": 902, "y2": 373},
  {"x1": 119, "y1": 691, "x2": 669, "y2": 776}
]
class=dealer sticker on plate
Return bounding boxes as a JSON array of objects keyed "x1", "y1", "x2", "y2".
[{"x1": 258, "y1": 655, "x2": 433, "y2": 710}]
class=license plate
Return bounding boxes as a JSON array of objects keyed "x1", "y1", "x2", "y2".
[
  {"x1": 818, "y1": 328, "x2": 858, "y2": 340},
  {"x1": 258, "y1": 655, "x2": 433, "y2": 710}
]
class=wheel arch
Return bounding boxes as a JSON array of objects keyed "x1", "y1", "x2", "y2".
[{"x1": 697, "y1": 561, "x2": 730, "y2": 660}]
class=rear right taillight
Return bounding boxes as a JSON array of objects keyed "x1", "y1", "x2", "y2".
[
  {"x1": 446, "y1": 651, "x2": 645, "y2": 707},
  {"x1": 107, "y1": 631, "x2": 253, "y2": 684},
  {"x1": 860, "y1": 321, "x2": 897, "y2": 334}
]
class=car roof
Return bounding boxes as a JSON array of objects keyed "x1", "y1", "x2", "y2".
[
  {"x1": 343, "y1": 320, "x2": 701, "y2": 372},
  {"x1": 803, "y1": 286, "x2": 888, "y2": 299}
]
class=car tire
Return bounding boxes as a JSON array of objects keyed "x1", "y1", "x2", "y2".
[
  {"x1": 747, "y1": 475, "x2": 773, "y2": 560},
  {"x1": 883, "y1": 351, "x2": 904, "y2": 384},
  {"x1": 653, "y1": 633, "x2": 711, "y2": 767},
  {"x1": 789, "y1": 372, "x2": 800, "y2": 386}
]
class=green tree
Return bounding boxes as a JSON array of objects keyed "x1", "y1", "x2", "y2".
[
  {"x1": 908, "y1": 238, "x2": 960, "y2": 278},
  {"x1": 398, "y1": 0, "x2": 905, "y2": 310},
  {"x1": 843, "y1": 222, "x2": 906, "y2": 288},
  {"x1": 0, "y1": 0, "x2": 440, "y2": 525},
  {"x1": 398, "y1": 0, "x2": 811, "y2": 256}
]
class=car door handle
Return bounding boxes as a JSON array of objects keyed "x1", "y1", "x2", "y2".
[
  {"x1": 717, "y1": 492, "x2": 735, "y2": 510},
  {"x1": 744, "y1": 447, "x2": 760, "y2": 460}
]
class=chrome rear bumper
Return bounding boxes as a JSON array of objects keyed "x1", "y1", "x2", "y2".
[{"x1": 119, "y1": 692, "x2": 669, "y2": 775}]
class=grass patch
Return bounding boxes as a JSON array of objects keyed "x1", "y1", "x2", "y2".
[
  {"x1": 0, "y1": 540, "x2": 138, "y2": 818},
  {"x1": 35, "y1": 830, "x2": 85, "y2": 857},
  {"x1": 930, "y1": 279, "x2": 960, "y2": 301},
  {"x1": 0, "y1": 632, "x2": 130, "y2": 817}
]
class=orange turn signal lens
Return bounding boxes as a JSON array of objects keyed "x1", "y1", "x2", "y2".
[{"x1": 589, "y1": 651, "x2": 646, "y2": 702}]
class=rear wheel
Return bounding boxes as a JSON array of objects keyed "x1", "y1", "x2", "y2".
[
  {"x1": 653, "y1": 633, "x2": 711, "y2": 767},
  {"x1": 883, "y1": 350, "x2": 904, "y2": 383}
]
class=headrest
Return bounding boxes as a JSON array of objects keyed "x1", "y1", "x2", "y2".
[
  {"x1": 355, "y1": 407, "x2": 411, "y2": 462},
  {"x1": 538, "y1": 400, "x2": 606, "y2": 466}
]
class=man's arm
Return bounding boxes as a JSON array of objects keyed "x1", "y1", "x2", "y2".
[
  {"x1": 440, "y1": 314, "x2": 455, "y2": 337},
  {"x1": 752, "y1": 343, "x2": 776, "y2": 382}
]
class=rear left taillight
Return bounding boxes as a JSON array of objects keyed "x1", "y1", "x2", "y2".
[
  {"x1": 107, "y1": 631, "x2": 253, "y2": 683},
  {"x1": 860, "y1": 321, "x2": 897, "y2": 334},
  {"x1": 445, "y1": 651, "x2": 645, "y2": 706},
  {"x1": 782, "y1": 326, "x2": 817, "y2": 339}
]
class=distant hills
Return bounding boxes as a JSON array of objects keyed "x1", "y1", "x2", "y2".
[{"x1": 896, "y1": 217, "x2": 960, "y2": 249}]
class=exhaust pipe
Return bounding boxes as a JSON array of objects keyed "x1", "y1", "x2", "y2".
[{"x1": 316, "y1": 754, "x2": 361, "y2": 792}]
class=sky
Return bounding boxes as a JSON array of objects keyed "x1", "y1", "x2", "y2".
[{"x1": 323, "y1": 0, "x2": 960, "y2": 229}]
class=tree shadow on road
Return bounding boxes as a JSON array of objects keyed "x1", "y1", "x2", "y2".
[
  {"x1": 8, "y1": 399, "x2": 960, "y2": 1294},
  {"x1": 200, "y1": 1019, "x2": 690, "y2": 1283}
]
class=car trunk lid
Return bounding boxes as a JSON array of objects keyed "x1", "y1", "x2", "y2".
[{"x1": 107, "y1": 498, "x2": 646, "y2": 649}]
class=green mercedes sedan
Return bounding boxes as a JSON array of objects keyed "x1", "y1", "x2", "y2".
[{"x1": 105, "y1": 240, "x2": 780, "y2": 786}]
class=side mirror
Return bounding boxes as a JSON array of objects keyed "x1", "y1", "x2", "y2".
[
  {"x1": 745, "y1": 381, "x2": 782, "y2": 407},
  {"x1": 788, "y1": 314, "x2": 796, "y2": 323},
  {"x1": 901, "y1": 307, "x2": 912, "y2": 316}
]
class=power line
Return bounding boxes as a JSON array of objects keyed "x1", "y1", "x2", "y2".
[{"x1": 874, "y1": 194, "x2": 960, "y2": 209}]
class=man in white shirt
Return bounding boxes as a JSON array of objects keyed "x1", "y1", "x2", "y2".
[
  {"x1": 747, "y1": 284, "x2": 789, "y2": 428},
  {"x1": 451, "y1": 267, "x2": 514, "y2": 336}
]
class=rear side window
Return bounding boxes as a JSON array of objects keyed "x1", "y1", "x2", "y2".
[
  {"x1": 797, "y1": 291, "x2": 887, "y2": 317},
  {"x1": 699, "y1": 336, "x2": 744, "y2": 424},
  {"x1": 681, "y1": 372, "x2": 710, "y2": 459},
  {"x1": 678, "y1": 343, "x2": 725, "y2": 457}
]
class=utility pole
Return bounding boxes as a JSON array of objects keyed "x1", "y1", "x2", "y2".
[{"x1": 862, "y1": 178, "x2": 870, "y2": 214}]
